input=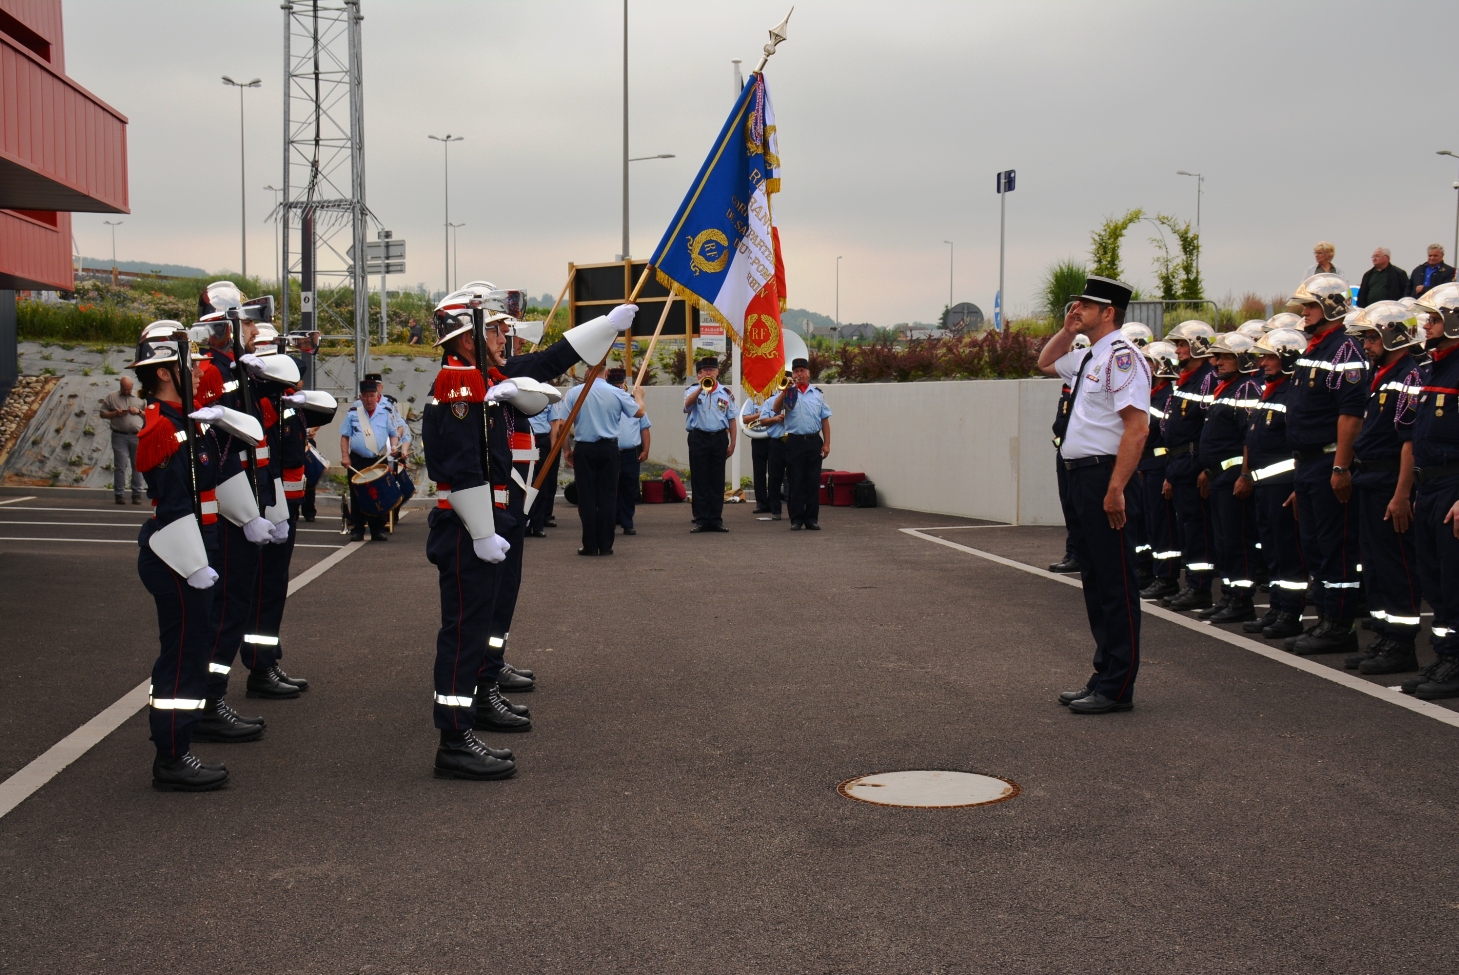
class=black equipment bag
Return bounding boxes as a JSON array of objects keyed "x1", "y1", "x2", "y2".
[{"x1": 853, "y1": 479, "x2": 877, "y2": 508}]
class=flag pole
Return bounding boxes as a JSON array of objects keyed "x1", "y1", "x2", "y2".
[
  {"x1": 530, "y1": 267, "x2": 574, "y2": 350},
  {"x1": 633, "y1": 289, "x2": 676, "y2": 389}
]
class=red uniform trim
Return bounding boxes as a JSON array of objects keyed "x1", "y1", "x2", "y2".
[{"x1": 137, "y1": 402, "x2": 179, "y2": 473}]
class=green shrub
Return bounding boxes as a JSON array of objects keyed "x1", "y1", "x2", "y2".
[{"x1": 1039, "y1": 260, "x2": 1090, "y2": 322}]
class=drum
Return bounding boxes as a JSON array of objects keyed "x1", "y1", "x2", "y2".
[
  {"x1": 350, "y1": 464, "x2": 404, "y2": 520},
  {"x1": 396, "y1": 466, "x2": 416, "y2": 504},
  {"x1": 304, "y1": 444, "x2": 328, "y2": 486}
]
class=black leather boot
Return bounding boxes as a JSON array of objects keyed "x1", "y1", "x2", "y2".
[
  {"x1": 1415, "y1": 657, "x2": 1459, "y2": 700},
  {"x1": 1360, "y1": 641, "x2": 1419, "y2": 675},
  {"x1": 1140, "y1": 578, "x2": 1180, "y2": 600},
  {"x1": 434, "y1": 731, "x2": 517, "y2": 780},
  {"x1": 192, "y1": 699, "x2": 265, "y2": 743},
  {"x1": 274, "y1": 666, "x2": 309, "y2": 691},
  {"x1": 495, "y1": 666, "x2": 535, "y2": 693},
  {"x1": 1263, "y1": 612, "x2": 1306, "y2": 640},
  {"x1": 1048, "y1": 556, "x2": 1080, "y2": 573},
  {"x1": 502, "y1": 662, "x2": 534, "y2": 681},
  {"x1": 1345, "y1": 636, "x2": 1388, "y2": 670},
  {"x1": 1401, "y1": 658, "x2": 1447, "y2": 694},
  {"x1": 1292, "y1": 618, "x2": 1358, "y2": 656},
  {"x1": 152, "y1": 752, "x2": 229, "y2": 792},
  {"x1": 1284, "y1": 615, "x2": 1323, "y2": 650},
  {"x1": 246, "y1": 666, "x2": 303, "y2": 699},
  {"x1": 1244, "y1": 605, "x2": 1279, "y2": 633},
  {"x1": 1196, "y1": 592, "x2": 1234, "y2": 620},
  {"x1": 1210, "y1": 594, "x2": 1256, "y2": 624},
  {"x1": 495, "y1": 690, "x2": 530, "y2": 718},
  {"x1": 216, "y1": 699, "x2": 264, "y2": 727},
  {"x1": 1165, "y1": 588, "x2": 1213, "y2": 612},
  {"x1": 475, "y1": 684, "x2": 532, "y2": 733}
]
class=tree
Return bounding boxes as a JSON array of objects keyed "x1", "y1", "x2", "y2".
[
  {"x1": 1150, "y1": 214, "x2": 1202, "y2": 301},
  {"x1": 1089, "y1": 208, "x2": 1144, "y2": 281}
]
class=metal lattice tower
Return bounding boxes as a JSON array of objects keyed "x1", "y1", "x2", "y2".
[{"x1": 281, "y1": 0, "x2": 373, "y2": 389}]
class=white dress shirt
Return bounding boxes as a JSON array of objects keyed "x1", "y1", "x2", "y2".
[{"x1": 1054, "y1": 330, "x2": 1151, "y2": 460}]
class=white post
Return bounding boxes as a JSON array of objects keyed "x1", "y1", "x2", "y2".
[
  {"x1": 730, "y1": 339, "x2": 742, "y2": 496},
  {"x1": 379, "y1": 264, "x2": 387, "y2": 343},
  {"x1": 998, "y1": 183, "x2": 1006, "y2": 331}
]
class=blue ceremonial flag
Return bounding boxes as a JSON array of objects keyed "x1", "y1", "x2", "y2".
[{"x1": 649, "y1": 73, "x2": 786, "y2": 398}]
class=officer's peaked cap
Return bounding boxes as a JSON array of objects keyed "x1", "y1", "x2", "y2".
[{"x1": 1074, "y1": 276, "x2": 1134, "y2": 311}]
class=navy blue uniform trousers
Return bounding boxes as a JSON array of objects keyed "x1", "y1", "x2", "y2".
[
  {"x1": 765, "y1": 436, "x2": 787, "y2": 517},
  {"x1": 688, "y1": 429, "x2": 729, "y2": 527},
  {"x1": 1210, "y1": 471, "x2": 1261, "y2": 592},
  {"x1": 1142, "y1": 463, "x2": 1180, "y2": 580},
  {"x1": 428, "y1": 507, "x2": 502, "y2": 731},
  {"x1": 750, "y1": 436, "x2": 770, "y2": 510},
  {"x1": 1356, "y1": 476, "x2": 1422, "y2": 643},
  {"x1": 1167, "y1": 457, "x2": 1214, "y2": 591},
  {"x1": 1056, "y1": 451, "x2": 1076, "y2": 562},
  {"x1": 206, "y1": 519, "x2": 261, "y2": 700},
  {"x1": 139, "y1": 525, "x2": 219, "y2": 757},
  {"x1": 1066, "y1": 460, "x2": 1142, "y2": 703},
  {"x1": 574, "y1": 437, "x2": 620, "y2": 553},
  {"x1": 480, "y1": 484, "x2": 529, "y2": 689},
  {"x1": 617, "y1": 447, "x2": 641, "y2": 530},
  {"x1": 1255, "y1": 481, "x2": 1306, "y2": 613},
  {"x1": 1416, "y1": 476, "x2": 1459, "y2": 658},
  {"x1": 245, "y1": 500, "x2": 298, "y2": 671},
  {"x1": 1293, "y1": 458, "x2": 1361, "y2": 619},
  {"x1": 785, "y1": 432, "x2": 823, "y2": 527},
  {"x1": 527, "y1": 432, "x2": 560, "y2": 532}
]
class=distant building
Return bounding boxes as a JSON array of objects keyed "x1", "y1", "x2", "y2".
[{"x1": 805, "y1": 321, "x2": 876, "y2": 341}]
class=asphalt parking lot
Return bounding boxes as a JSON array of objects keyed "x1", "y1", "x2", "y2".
[{"x1": 2, "y1": 489, "x2": 1457, "y2": 974}]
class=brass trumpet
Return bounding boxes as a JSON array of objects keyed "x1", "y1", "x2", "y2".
[
  {"x1": 776, "y1": 374, "x2": 791, "y2": 391},
  {"x1": 700, "y1": 376, "x2": 716, "y2": 392}
]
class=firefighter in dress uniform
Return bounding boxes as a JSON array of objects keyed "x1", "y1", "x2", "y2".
[
  {"x1": 1120, "y1": 323, "x2": 1155, "y2": 585},
  {"x1": 1238, "y1": 327, "x2": 1309, "y2": 640},
  {"x1": 1159, "y1": 321, "x2": 1220, "y2": 610},
  {"x1": 1139, "y1": 340, "x2": 1183, "y2": 600},
  {"x1": 1192, "y1": 332, "x2": 1265, "y2": 623},
  {"x1": 1050, "y1": 332, "x2": 1091, "y2": 573},
  {"x1": 423, "y1": 293, "x2": 636, "y2": 778}
]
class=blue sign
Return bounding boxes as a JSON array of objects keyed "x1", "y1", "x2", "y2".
[
  {"x1": 996, "y1": 170, "x2": 1016, "y2": 194},
  {"x1": 993, "y1": 290, "x2": 1002, "y2": 331}
]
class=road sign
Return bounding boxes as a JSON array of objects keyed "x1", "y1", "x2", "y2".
[
  {"x1": 946, "y1": 301, "x2": 984, "y2": 333},
  {"x1": 347, "y1": 239, "x2": 406, "y2": 275},
  {"x1": 993, "y1": 291, "x2": 1001, "y2": 331},
  {"x1": 997, "y1": 170, "x2": 1016, "y2": 194}
]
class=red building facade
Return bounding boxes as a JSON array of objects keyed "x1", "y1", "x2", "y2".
[{"x1": 0, "y1": 0, "x2": 128, "y2": 290}]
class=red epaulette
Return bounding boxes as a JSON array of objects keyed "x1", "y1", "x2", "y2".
[
  {"x1": 193, "y1": 361, "x2": 225, "y2": 407},
  {"x1": 137, "y1": 402, "x2": 180, "y2": 473},
  {"x1": 434, "y1": 365, "x2": 487, "y2": 403},
  {"x1": 488, "y1": 367, "x2": 508, "y2": 384},
  {"x1": 259, "y1": 397, "x2": 278, "y2": 429}
]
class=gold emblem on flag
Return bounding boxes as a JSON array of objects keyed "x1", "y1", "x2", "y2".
[
  {"x1": 686, "y1": 229, "x2": 730, "y2": 275},
  {"x1": 743, "y1": 314, "x2": 781, "y2": 358}
]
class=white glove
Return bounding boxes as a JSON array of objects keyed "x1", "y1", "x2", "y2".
[
  {"x1": 606, "y1": 304, "x2": 639, "y2": 331},
  {"x1": 239, "y1": 353, "x2": 267, "y2": 378},
  {"x1": 485, "y1": 380, "x2": 519, "y2": 403},
  {"x1": 472, "y1": 534, "x2": 511, "y2": 564},
  {"x1": 185, "y1": 565, "x2": 218, "y2": 590},
  {"x1": 282, "y1": 392, "x2": 308, "y2": 406},
  {"x1": 243, "y1": 516, "x2": 274, "y2": 545},
  {"x1": 189, "y1": 406, "x2": 225, "y2": 423},
  {"x1": 268, "y1": 520, "x2": 291, "y2": 543}
]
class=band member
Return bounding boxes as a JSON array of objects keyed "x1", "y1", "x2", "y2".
[
  {"x1": 767, "y1": 357, "x2": 832, "y2": 530},
  {"x1": 563, "y1": 365, "x2": 644, "y2": 554},
  {"x1": 683, "y1": 356, "x2": 737, "y2": 532},
  {"x1": 609, "y1": 367, "x2": 652, "y2": 535},
  {"x1": 424, "y1": 293, "x2": 635, "y2": 778},
  {"x1": 339, "y1": 377, "x2": 405, "y2": 541},
  {"x1": 758, "y1": 376, "x2": 790, "y2": 521}
]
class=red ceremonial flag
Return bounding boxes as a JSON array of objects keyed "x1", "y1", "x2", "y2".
[{"x1": 741, "y1": 225, "x2": 788, "y2": 399}]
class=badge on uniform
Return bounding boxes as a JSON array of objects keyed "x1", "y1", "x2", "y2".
[
  {"x1": 1114, "y1": 350, "x2": 1133, "y2": 372},
  {"x1": 1344, "y1": 368, "x2": 1361, "y2": 384},
  {"x1": 451, "y1": 402, "x2": 469, "y2": 420}
]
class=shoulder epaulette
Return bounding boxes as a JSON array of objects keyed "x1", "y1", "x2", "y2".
[
  {"x1": 137, "y1": 403, "x2": 180, "y2": 473},
  {"x1": 433, "y1": 367, "x2": 486, "y2": 403},
  {"x1": 193, "y1": 361, "x2": 225, "y2": 407}
]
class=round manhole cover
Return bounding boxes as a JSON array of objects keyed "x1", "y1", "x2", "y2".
[{"x1": 837, "y1": 770, "x2": 1019, "y2": 809}]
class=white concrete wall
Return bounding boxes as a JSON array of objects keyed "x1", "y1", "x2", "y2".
[{"x1": 640, "y1": 378, "x2": 1066, "y2": 525}]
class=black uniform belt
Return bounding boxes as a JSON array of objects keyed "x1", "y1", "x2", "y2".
[
  {"x1": 1293, "y1": 444, "x2": 1338, "y2": 463},
  {"x1": 785, "y1": 432, "x2": 819, "y2": 439},
  {"x1": 1063, "y1": 454, "x2": 1116, "y2": 470},
  {"x1": 1415, "y1": 460, "x2": 1459, "y2": 484},
  {"x1": 1164, "y1": 442, "x2": 1196, "y2": 457},
  {"x1": 1142, "y1": 446, "x2": 1168, "y2": 460},
  {"x1": 1352, "y1": 457, "x2": 1399, "y2": 473}
]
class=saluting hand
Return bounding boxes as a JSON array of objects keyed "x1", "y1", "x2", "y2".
[{"x1": 1103, "y1": 485, "x2": 1126, "y2": 530}]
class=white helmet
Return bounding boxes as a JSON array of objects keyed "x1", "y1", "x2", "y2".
[
  {"x1": 1413, "y1": 281, "x2": 1459, "y2": 340},
  {"x1": 1209, "y1": 331, "x2": 1259, "y2": 373},
  {"x1": 1120, "y1": 322, "x2": 1153, "y2": 348},
  {"x1": 1266, "y1": 312, "x2": 1302, "y2": 332},
  {"x1": 1072, "y1": 334, "x2": 1091, "y2": 350},
  {"x1": 1344, "y1": 300, "x2": 1420, "y2": 352},
  {"x1": 1145, "y1": 340, "x2": 1179, "y2": 380},
  {"x1": 1253, "y1": 327, "x2": 1306, "y2": 375},
  {"x1": 1166, "y1": 320, "x2": 1215, "y2": 358},
  {"x1": 1289, "y1": 273, "x2": 1352, "y2": 325},
  {"x1": 1236, "y1": 319, "x2": 1269, "y2": 338}
]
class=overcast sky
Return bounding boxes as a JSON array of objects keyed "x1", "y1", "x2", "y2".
[{"x1": 64, "y1": 0, "x2": 1459, "y2": 325}]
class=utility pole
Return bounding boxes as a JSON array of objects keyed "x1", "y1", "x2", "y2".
[
  {"x1": 222, "y1": 76, "x2": 261, "y2": 279},
  {"x1": 428, "y1": 134, "x2": 463, "y2": 296},
  {"x1": 943, "y1": 240, "x2": 953, "y2": 319},
  {"x1": 1176, "y1": 170, "x2": 1203, "y2": 278},
  {"x1": 996, "y1": 169, "x2": 1015, "y2": 331},
  {"x1": 621, "y1": 0, "x2": 629, "y2": 260}
]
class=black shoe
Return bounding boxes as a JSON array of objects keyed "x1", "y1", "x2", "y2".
[
  {"x1": 577, "y1": 547, "x2": 598, "y2": 556},
  {"x1": 1165, "y1": 588, "x2": 1213, "y2": 612},
  {"x1": 790, "y1": 524, "x2": 803, "y2": 531},
  {"x1": 1360, "y1": 642, "x2": 1419, "y2": 675},
  {"x1": 1414, "y1": 657, "x2": 1459, "y2": 700},
  {"x1": 495, "y1": 690, "x2": 530, "y2": 718},
  {"x1": 246, "y1": 666, "x2": 303, "y2": 699},
  {"x1": 303, "y1": 513, "x2": 316, "y2": 523},
  {"x1": 1284, "y1": 616, "x2": 1324, "y2": 650},
  {"x1": 1058, "y1": 686, "x2": 1093, "y2": 706},
  {"x1": 1401, "y1": 658, "x2": 1448, "y2": 694},
  {"x1": 1264, "y1": 612, "x2": 1306, "y2": 641},
  {"x1": 690, "y1": 525, "x2": 711, "y2": 533},
  {"x1": 1291, "y1": 618, "x2": 1358, "y2": 656},
  {"x1": 544, "y1": 518, "x2": 557, "y2": 528},
  {"x1": 434, "y1": 731, "x2": 517, "y2": 780},
  {"x1": 1068, "y1": 693, "x2": 1133, "y2": 714},
  {"x1": 502, "y1": 662, "x2": 535, "y2": 681},
  {"x1": 216, "y1": 699, "x2": 265, "y2": 727},
  {"x1": 1048, "y1": 557, "x2": 1080, "y2": 573},
  {"x1": 1210, "y1": 595, "x2": 1256, "y2": 624},
  {"x1": 496, "y1": 666, "x2": 535, "y2": 693},
  {"x1": 1360, "y1": 616, "x2": 1375, "y2": 631},
  {"x1": 192, "y1": 700, "x2": 265, "y2": 743},
  {"x1": 132, "y1": 495, "x2": 143, "y2": 505},
  {"x1": 527, "y1": 528, "x2": 547, "y2": 538},
  {"x1": 350, "y1": 528, "x2": 365, "y2": 542},
  {"x1": 1141, "y1": 578, "x2": 1180, "y2": 600},
  {"x1": 1244, "y1": 605, "x2": 1280, "y2": 634},
  {"x1": 152, "y1": 752, "x2": 229, "y2": 792},
  {"x1": 770, "y1": 512, "x2": 782, "y2": 521},
  {"x1": 115, "y1": 496, "x2": 126, "y2": 505},
  {"x1": 1345, "y1": 636, "x2": 1388, "y2": 670},
  {"x1": 1196, "y1": 593, "x2": 1233, "y2": 621},
  {"x1": 804, "y1": 523, "x2": 820, "y2": 531},
  {"x1": 371, "y1": 529, "x2": 389, "y2": 541},
  {"x1": 1137, "y1": 571, "x2": 1155, "y2": 590},
  {"x1": 753, "y1": 506, "x2": 771, "y2": 514},
  {"x1": 274, "y1": 666, "x2": 309, "y2": 691},
  {"x1": 475, "y1": 684, "x2": 532, "y2": 733},
  {"x1": 619, "y1": 527, "x2": 635, "y2": 535}
]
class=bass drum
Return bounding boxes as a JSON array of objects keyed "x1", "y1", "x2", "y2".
[{"x1": 350, "y1": 464, "x2": 404, "y2": 521}]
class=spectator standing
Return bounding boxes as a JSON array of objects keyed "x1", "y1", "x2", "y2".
[
  {"x1": 99, "y1": 376, "x2": 145, "y2": 505},
  {"x1": 1357, "y1": 248, "x2": 1409, "y2": 306},
  {"x1": 407, "y1": 319, "x2": 423, "y2": 345},
  {"x1": 1408, "y1": 244, "x2": 1455, "y2": 298},
  {"x1": 1305, "y1": 241, "x2": 1343, "y2": 279}
]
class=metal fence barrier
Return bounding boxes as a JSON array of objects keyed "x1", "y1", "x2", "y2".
[{"x1": 1124, "y1": 300, "x2": 1220, "y2": 339}]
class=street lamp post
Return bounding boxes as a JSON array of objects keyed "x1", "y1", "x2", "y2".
[
  {"x1": 428, "y1": 134, "x2": 464, "y2": 295},
  {"x1": 1438, "y1": 151, "x2": 1459, "y2": 262},
  {"x1": 222, "y1": 76, "x2": 262, "y2": 280},
  {"x1": 448, "y1": 222, "x2": 465, "y2": 294},
  {"x1": 943, "y1": 240, "x2": 953, "y2": 319},
  {"x1": 835, "y1": 255, "x2": 843, "y2": 338},
  {"x1": 264, "y1": 185, "x2": 282, "y2": 287},
  {"x1": 103, "y1": 221, "x2": 122, "y2": 277},
  {"x1": 1176, "y1": 169, "x2": 1204, "y2": 277}
]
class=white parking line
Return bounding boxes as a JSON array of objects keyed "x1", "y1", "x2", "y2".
[
  {"x1": 0, "y1": 506, "x2": 151, "y2": 514},
  {"x1": 0, "y1": 496, "x2": 37, "y2": 505},
  {"x1": 900, "y1": 527, "x2": 1459, "y2": 731},
  {"x1": 0, "y1": 520, "x2": 147, "y2": 528},
  {"x1": 0, "y1": 539, "x2": 368, "y2": 820},
  {"x1": 0, "y1": 536, "x2": 134, "y2": 543}
]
